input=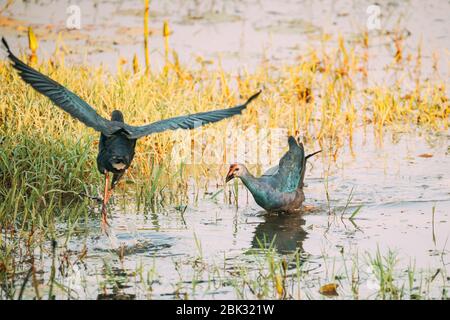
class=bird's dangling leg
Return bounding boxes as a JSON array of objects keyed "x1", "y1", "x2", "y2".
[
  {"x1": 101, "y1": 170, "x2": 111, "y2": 233},
  {"x1": 111, "y1": 172, "x2": 125, "y2": 191},
  {"x1": 104, "y1": 172, "x2": 123, "y2": 206}
]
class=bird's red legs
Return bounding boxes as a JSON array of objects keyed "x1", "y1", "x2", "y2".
[{"x1": 101, "y1": 171, "x2": 111, "y2": 232}]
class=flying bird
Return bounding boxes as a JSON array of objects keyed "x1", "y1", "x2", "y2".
[
  {"x1": 226, "y1": 136, "x2": 320, "y2": 213},
  {"x1": 2, "y1": 37, "x2": 261, "y2": 226}
]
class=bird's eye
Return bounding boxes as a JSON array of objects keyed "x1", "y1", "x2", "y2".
[{"x1": 235, "y1": 168, "x2": 239, "y2": 171}]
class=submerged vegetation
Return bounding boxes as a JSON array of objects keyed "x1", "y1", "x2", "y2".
[{"x1": 0, "y1": 17, "x2": 449, "y2": 299}]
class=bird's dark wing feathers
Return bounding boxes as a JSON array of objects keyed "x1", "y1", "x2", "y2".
[
  {"x1": 3, "y1": 37, "x2": 260, "y2": 139},
  {"x1": 124, "y1": 91, "x2": 261, "y2": 139},
  {"x1": 2, "y1": 37, "x2": 117, "y2": 135},
  {"x1": 270, "y1": 136, "x2": 305, "y2": 193}
]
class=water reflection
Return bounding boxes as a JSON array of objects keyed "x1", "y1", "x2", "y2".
[{"x1": 252, "y1": 212, "x2": 307, "y2": 254}]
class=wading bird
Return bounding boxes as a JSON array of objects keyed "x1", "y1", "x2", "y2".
[
  {"x1": 2, "y1": 38, "x2": 261, "y2": 227},
  {"x1": 225, "y1": 136, "x2": 320, "y2": 213}
]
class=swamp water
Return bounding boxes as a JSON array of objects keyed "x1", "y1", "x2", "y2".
[{"x1": 10, "y1": 126, "x2": 449, "y2": 299}]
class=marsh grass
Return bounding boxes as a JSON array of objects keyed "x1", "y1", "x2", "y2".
[
  {"x1": 1, "y1": 39, "x2": 448, "y2": 210},
  {"x1": 0, "y1": 33, "x2": 448, "y2": 299}
]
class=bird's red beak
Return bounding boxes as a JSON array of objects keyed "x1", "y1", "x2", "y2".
[{"x1": 225, "y1": 167, "x2": 235, "y2": 183}]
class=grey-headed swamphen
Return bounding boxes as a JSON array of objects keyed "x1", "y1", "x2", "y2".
[
  {"x1": 2, "y1": 38, "x2": 261, "y2": 228},
  {"x1": 226, "y1": 136, "x2": 320, "y2": 213}
]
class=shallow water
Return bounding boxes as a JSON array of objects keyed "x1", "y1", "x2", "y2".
[
  {"x1": 12, "y1": 126, "x2": 448, "y2": 299},
  {"x1": 1, "y1": 0, "x2": 449, "y2": 82}
]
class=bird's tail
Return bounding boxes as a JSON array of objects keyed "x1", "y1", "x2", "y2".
[
  {"x1": 299, "y1": 149, "x2": 321, "y2": 189},
  {"x1": 305, "y1": 150, "x2": 322, "y2": 160}
]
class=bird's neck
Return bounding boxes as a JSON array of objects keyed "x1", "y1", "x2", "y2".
[{"x1": 239, "y1": 172, "x2": 262, "y2": 197}]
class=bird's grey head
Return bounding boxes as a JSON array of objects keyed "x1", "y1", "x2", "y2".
[
  {"x1": 111, "y1": 110, "x2": 124, "y2": 122},
  {"x1": 225, "y1": 163, "x2": 248, "y2": 183}
]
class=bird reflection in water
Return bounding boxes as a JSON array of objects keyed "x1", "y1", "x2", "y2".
[{"x1": 252, "y1": 209, "x2": 308, "y2": 254}]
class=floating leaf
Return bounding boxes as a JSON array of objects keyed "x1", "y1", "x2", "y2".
[
  {"x1": 319, "y1": 283, "x2": 339, "y2": 296},
  {"x1": 418, "y1": 153, "x2": 433, "y2": 158}
]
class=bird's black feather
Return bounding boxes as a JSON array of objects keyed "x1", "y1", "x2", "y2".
[
  {"x1": 124, "y1": 91, "x2": 261, "y2": 139},
  {"x1": 3, "y1": 37, "x2": 261, "y2": 184},
  {"x1": 3, "y1": 37, "x2": 261, "y2": 140},
  {"x1": 2, "y1": 37, "x2": 117, "y2": 136}
]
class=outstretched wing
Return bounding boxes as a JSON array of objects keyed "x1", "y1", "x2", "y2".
[
  {"x1": 2, "y1": 38, "x2": 116, "y2": 135},
  {"x1": 262, "y1": 136, "x2": 305, "y2": 193},
  {"x1": 124, "y1": 91, "x2": 261, "y2": 139}
]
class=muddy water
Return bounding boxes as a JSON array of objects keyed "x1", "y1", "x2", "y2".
[
  {"x1": 17, "y1": 127, "x2": 448, "y2": 299},
  {"x1": 1, "y1": 0, "x2": 449, "y2": 81}
]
